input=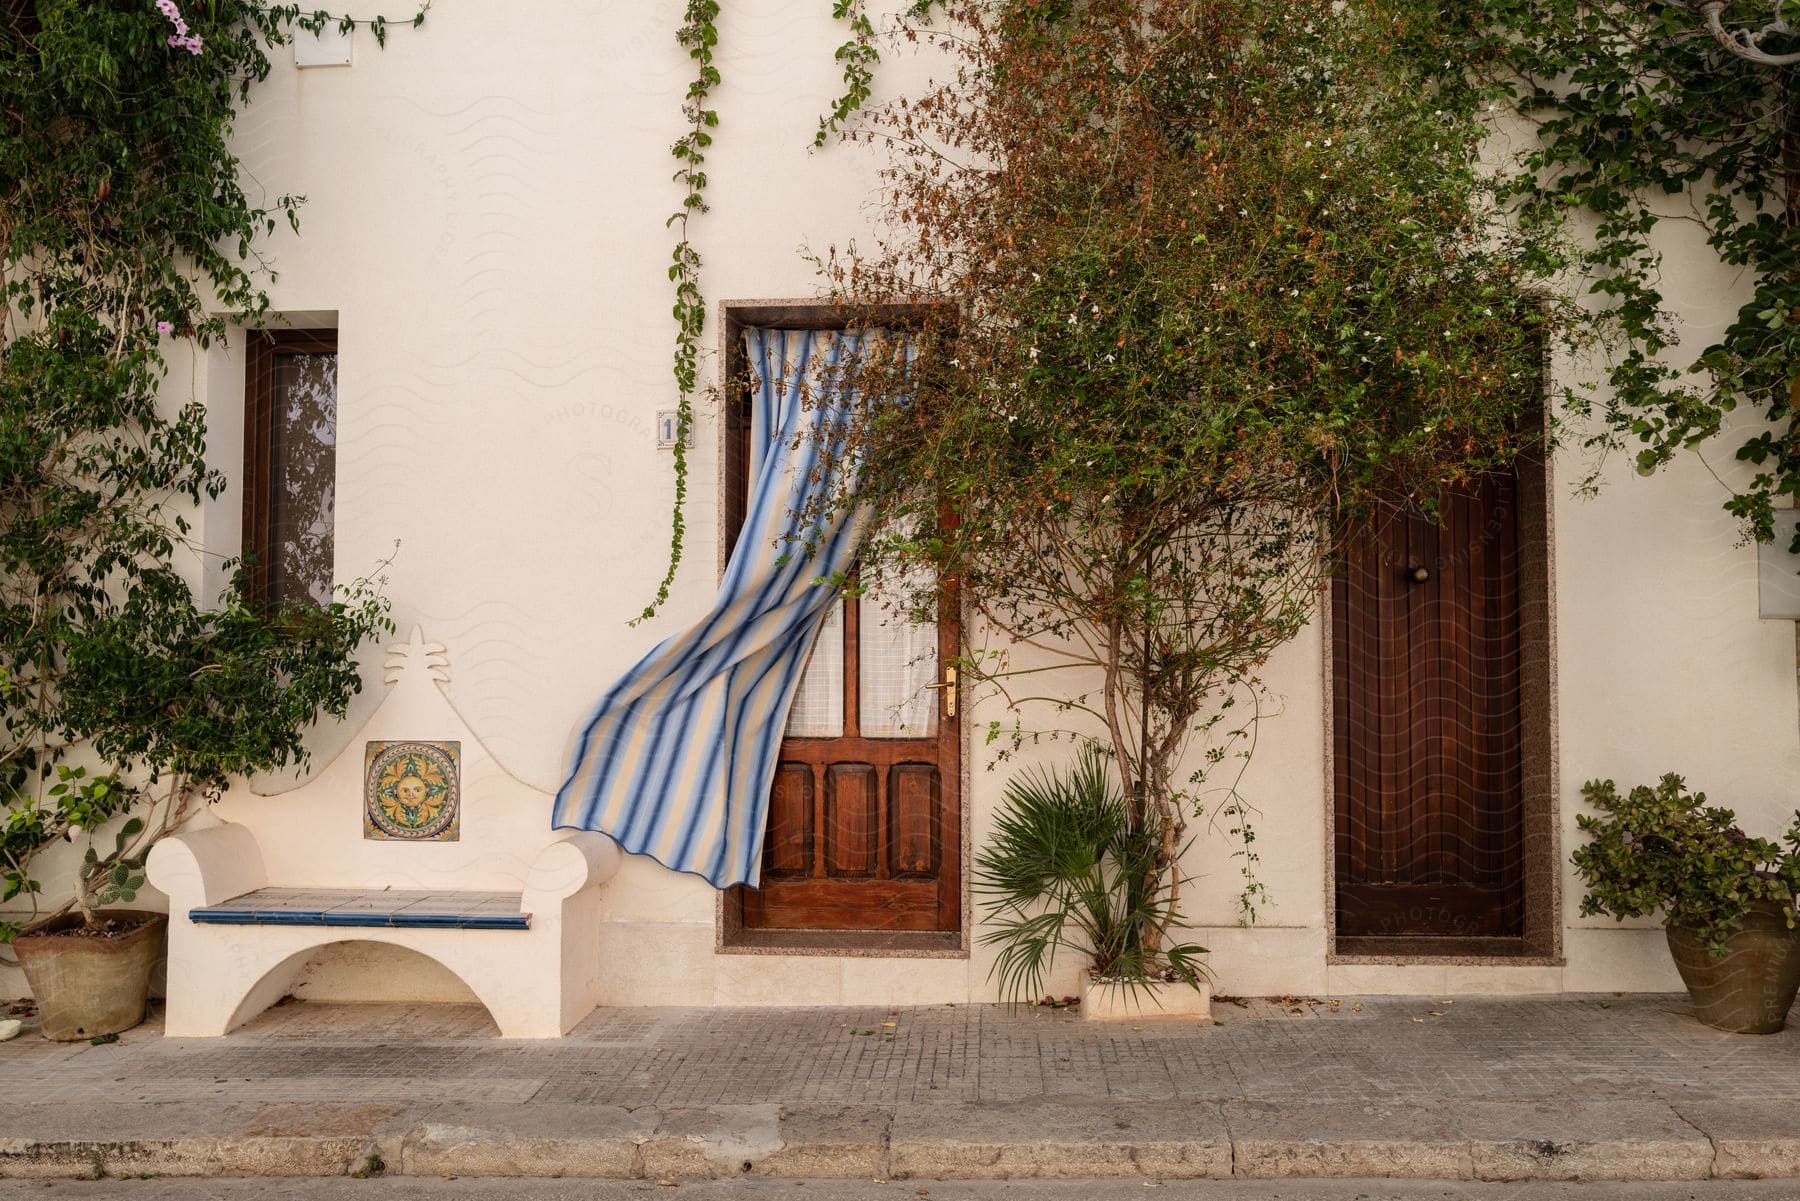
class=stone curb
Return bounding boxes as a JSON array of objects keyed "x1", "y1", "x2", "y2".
[
  {"x1": 0, "y1": 1103, "x2": 412, "y2": 1181},
  {"x1": 0, "y1": 1099, "x2": 1793, "y2": 1182}
]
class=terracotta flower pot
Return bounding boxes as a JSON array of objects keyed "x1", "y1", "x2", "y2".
[
  {"x1": 13, "y1": 911, "x2": 166, "y2": 1041},
  {"x1": 1666, "y1": 901, "x2": 1800, "y2": 1034}
]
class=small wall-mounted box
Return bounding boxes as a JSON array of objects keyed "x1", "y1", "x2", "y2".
[{"x1": 294, "y1": 23, "x2": 353, "y2": 68}]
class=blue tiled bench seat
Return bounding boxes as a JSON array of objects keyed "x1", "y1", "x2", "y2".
[{"x1": 189, "y1": 887, "x2": 531, "y2": 930}]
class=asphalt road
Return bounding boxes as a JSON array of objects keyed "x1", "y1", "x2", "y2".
[{"x1": 2, "y1": 1180, "x2": 1798, "y2": 1201}]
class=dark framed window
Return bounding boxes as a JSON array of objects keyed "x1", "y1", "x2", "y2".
[{"x1": 243, "y1": 329, "x2": 338, "y2": 607}]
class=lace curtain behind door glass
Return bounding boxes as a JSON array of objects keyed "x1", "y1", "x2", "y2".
[
  {"x1": 785, "y1": 597, "x2": 845, "y2": 737},
  {"x1": 268, "y1": 352, "x2": 338, "y2": 608},
  {"x1": 860, "y1": 563, "x2": 938, "y2": 738}
]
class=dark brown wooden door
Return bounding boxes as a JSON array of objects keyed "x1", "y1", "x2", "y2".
[
  {"x1": 741, "y1": 574, "x2": 961, "y2": 933},
  {"x1": 1333, "y1": 471, "x2": 1525, "y2": 941}
]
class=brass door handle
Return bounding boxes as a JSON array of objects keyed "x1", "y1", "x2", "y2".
[{"x1": 924, "y1": 667, "x2": 958, "y2": 718}]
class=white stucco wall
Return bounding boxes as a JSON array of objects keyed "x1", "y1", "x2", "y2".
[{"x1": 7, "y1": 2, "x2": 1792, "y2": 1009}]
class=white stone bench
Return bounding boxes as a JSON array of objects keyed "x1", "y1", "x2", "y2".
[
  {"x1": 144, "y1": 628, "x2": 621, "y2": 1038},
  {"x1": 148, "y1": 822, "x2": 618, "y2": 1038}
]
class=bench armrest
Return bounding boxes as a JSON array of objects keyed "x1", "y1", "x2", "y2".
[
  {"x1": 525, "y1": 831, "x2": 622, "y2": 906},
  {"x1": 146, "y1": 821, "x2": 270, "y2": 911}
]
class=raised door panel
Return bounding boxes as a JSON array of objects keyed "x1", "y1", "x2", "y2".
[
  {"x1": 763, "y1": 763, "x2": 814, "y2": 878},
  {"x1": 888, "y1": 764, "x2": 941, "y2": 878},
  {"x1": 824, "y1": 764, "x2": 879, "y2": 878}
]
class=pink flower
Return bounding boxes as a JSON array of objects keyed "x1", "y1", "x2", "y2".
[
  {"x1": 156, "y1": 320, "x2": 173, "y2": 334},
  {"x1": 155, "y1": 1, "x2": 202, "y2": 55}
]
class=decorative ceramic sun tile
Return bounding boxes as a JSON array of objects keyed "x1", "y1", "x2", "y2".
[{"x1": 363, "y1": 740, "x2": 461, "y2": 841}]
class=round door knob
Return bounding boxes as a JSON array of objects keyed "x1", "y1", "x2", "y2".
[{"x1": 1409, "y1": 565, "x2": 1430, "y2": 584}]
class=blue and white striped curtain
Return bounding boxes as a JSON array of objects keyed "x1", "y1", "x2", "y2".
[{"x1": 552, "y1": 329, "x2": 875, "y2": 889}]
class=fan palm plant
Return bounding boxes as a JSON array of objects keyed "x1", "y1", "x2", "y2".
[{"x1": 974, "y1": 744, "x2": 1208, "y2": 1005}]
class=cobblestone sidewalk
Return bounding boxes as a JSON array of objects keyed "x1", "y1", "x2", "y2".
[{"x1": 1, "y1": 994, "x2": 1797, "y2": 1182}]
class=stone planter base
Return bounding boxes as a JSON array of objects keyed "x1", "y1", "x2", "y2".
[{"x1": 1082, "y1": 978, "x2": 1211, "y2": 1020}]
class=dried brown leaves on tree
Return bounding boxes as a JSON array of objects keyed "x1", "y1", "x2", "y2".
[{"x1": 805, "y1": 0, "x2": 1571, "y2": 960}]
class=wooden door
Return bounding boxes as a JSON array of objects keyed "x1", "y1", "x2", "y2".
[
  {"x1": 1333, "y1": 470, "x2": 1525, "y2": 941},
  {"x1": 741, "y1": 571, "x2": 962, "y2": 933}
]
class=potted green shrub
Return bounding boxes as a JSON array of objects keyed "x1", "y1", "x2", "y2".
[
  {"x1": 4, "y1": 580, "x2": 388, "y2": 1042},
  {"x1": 0, "y1": 5, "x2": 393, "y2": 1040},
  {"x1": 1574, "y1": 774, "x2": 1800, "y2": 1034},
  {"x1": 12, "y1": 771, "x2": 164, "y2": 1042}
]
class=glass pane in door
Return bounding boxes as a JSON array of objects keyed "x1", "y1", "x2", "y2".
[
  {"x1": 785, "y1": 597, "x2": 845, "y2": 737},
  {"x1": 859, "y1": 565, "x2": 938, "y2": 738}
]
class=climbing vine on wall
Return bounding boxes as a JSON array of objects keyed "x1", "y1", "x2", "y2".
[
  {"x1": 815, "y1": 0, "x2": 879, "y2": 147},
  {"x1": 275, "y1": 2, "x2": 431, "y2": 45},
  {"x1": 1470, "y1": 0, "x2": 1797, "y2": 544},
  {"x1": 642, "y1": 1, "x2": 721, "y2": 624},
  {"x1": 642, "y1": 0, "x2": 943, "y2": 620}
]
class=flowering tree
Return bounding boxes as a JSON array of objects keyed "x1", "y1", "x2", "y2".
[
  {"x1": 0, "y1": 2, "x2": 406, "y2": 936},
  {"x1": 816, "y1": 0, "x2": 1571, "y2": 973}
]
